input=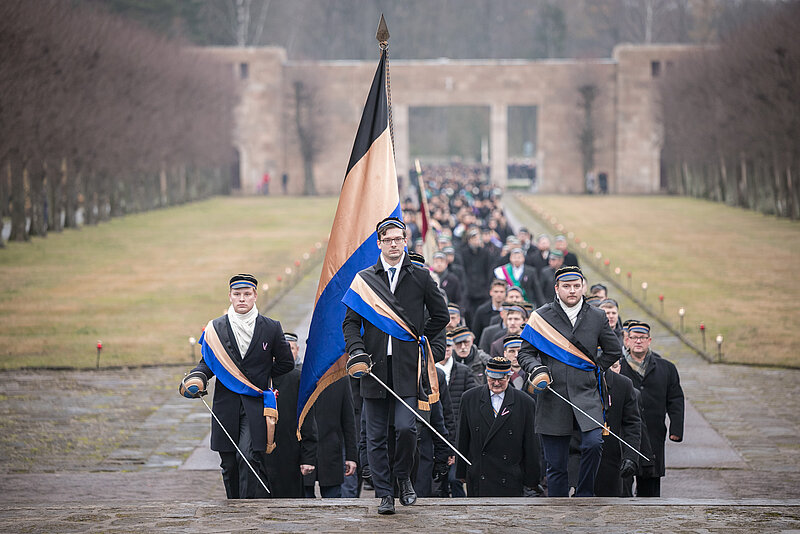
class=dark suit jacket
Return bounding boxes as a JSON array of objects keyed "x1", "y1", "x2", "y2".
[
  {"x1": 456, "y1": 385, "x2": 540, "y2": 497},
  {"x1": 192, "y1": 314, "x2": 295, "y2": 452},
  {"x1": 619, "y1": 350, "x2": 684, "y2": 476},
  {"x1": 517, "y1": 298, "x2": 622, "y2": 435},
  {"x1": 525, "y1": 248, "x2": 550, "y2": 271},
  {"x1": 478, "y1": 323, "x2": 505, "y2": 353},
  {"x1": 537, "y1": 266, "x2": 556, "y2": 305},
  {"x1": 343, "y1": 254, "x2": 449, "y2": 399},
  {"x1": 264, "y1": 367, "x2": 318, "y2": 497},
  {"x1": 437, "y1": 269, "x2": 463, "y2": 306}
]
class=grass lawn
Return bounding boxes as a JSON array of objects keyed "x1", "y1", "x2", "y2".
[
  {"x1": 517, "y1": 194, "x2": 800, "y2": 367},
  {"x1": 0, "y1": 196, "x2": 337, "y2": 369}
]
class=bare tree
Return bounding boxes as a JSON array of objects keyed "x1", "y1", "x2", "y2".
[{"x1": 290, "y1": 77, "x2": 326, "y2": 195}]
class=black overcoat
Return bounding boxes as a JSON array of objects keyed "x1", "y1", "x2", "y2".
[
  {"x1": 192, "y1": 314, "x2": 295, "y2": 452},
  {"x1": 517, "y1": 298, "x2": 622, "y2": 435},
  {"x1": 456, "y1": 385, "x2": 540, "y2": 497},
  {"x1": 264, "y1": 367, "x2": 318, "y2": 498},
  {"x1": 303, "y1": 376, "x2": 357, "y2": 487},
  {"x1": 619, "y1": 350, "x2": 684, "y2": 476},
  {"x1": 343, "y1": 254, "x2": 449, "y2": 399},
  {"x1": 594, "y1": 370, "x2": 641, "y2": 497}
]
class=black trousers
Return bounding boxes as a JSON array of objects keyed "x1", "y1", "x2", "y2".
[
  {"x1": 636, "y1": 476, "x2": 661, "y2": 497},
  {"x1": 363, "y1": 395, "x2": 417, "y2": 498},
  {"x1": 218, "y1": 403, "x2": 270, "y2": 499}
]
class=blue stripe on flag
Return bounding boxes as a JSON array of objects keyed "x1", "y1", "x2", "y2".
[{"x1": 297, "y1": 205, "x2": 402, "y2": 421}]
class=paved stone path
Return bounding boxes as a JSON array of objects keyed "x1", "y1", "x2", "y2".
[
  {"x1": 2, "y1": 200, "x2": 800, "y2": 531},
  {"x1": 505, "y1": 195, "x2": 800, "y2": 499}
]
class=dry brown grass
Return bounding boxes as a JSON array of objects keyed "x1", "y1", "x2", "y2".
[
  {"x1": 0, "y1": 196, "x2": 337, "y2": 368},
  {"x1": 518, "y1": 194, "x2": 800, "y2": 366}
]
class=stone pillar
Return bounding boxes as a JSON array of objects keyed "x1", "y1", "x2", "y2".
[
  {"x1": 392, "y1": 104, "x2": 410, "y2": 196},
  {"x1": 490, "y1": 103, "x2": 508, "y2": 187}
]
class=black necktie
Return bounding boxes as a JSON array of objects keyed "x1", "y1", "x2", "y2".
[{"x1": 388, "y1": 267, "x2": 396, "y2": 282}]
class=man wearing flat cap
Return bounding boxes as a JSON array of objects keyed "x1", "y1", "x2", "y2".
[
  {"x1": 456, "y1": 356, "x2": 540, "y2": 497},
  {"x1": 180, "y1": 274, "x2": 295, "y2": 499},
  {"x1": 517, "y1": 265, "x2": 622, "y2": 497},
  {"x1": 343, "y1": 217, "x2": 449, "y2": 514},
  {"x1": 619, "y1": 321, "x2": 684, "y2": 497}
]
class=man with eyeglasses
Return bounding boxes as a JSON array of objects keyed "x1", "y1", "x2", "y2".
[
  {"x1": 343, "y1": 217, "x2": 449, "y2": 515},
  {"x1": 456, "y1": 356, "x2": 540, "y2": 496},
  {"x1": 618, "y1": 321, "x2": 684, "y2": 497}
]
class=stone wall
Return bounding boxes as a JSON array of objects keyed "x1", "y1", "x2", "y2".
[{"x1": 201, "y1": 44, "x2": 699, "y2": 196}]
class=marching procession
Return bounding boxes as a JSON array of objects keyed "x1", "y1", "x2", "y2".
[{"x1": 179, "y1": 165, "x2": 685, "y2": 512}]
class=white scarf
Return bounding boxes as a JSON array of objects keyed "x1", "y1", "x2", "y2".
[
  {"x1": 557, "y1": 296, "x2": 581, "y2": 326},
  {"x1": 227, "y1": 304, "x2": 259, "y2": 358}
]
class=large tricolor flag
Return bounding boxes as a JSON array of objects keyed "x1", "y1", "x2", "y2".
[{"x1": 297, "y1": 48, "x2": 401, "y2": 431}]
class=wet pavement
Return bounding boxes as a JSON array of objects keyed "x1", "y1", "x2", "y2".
[{"x1": 2, "y1": 207, "x2": 800, "y2": 531}]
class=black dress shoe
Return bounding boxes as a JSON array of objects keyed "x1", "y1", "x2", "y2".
[
  {"x1": 398, "y1": 477, "x2": 417, "y2": 506},
  {"x1": 377, "y1": 496, "x2": 395, "y2": 515}
]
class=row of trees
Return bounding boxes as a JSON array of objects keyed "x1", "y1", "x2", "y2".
[
  {"x1": 659, "y1": 1, "x2": 800, "y2": 218},
  {"x1": 0, "y1": 1, "x2": 236, "y2": 245},
  {"x1": 97, "y1": 0, "x2": 771, "y2": 60}
]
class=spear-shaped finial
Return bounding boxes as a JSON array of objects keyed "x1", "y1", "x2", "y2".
[{"x1": 376, "y1": 14, "x2": 390, "y2": 46}]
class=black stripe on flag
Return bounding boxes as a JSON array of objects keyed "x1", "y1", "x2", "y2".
[{"x1": 345, "y1": 49, "x2": 389, "y2": 177}]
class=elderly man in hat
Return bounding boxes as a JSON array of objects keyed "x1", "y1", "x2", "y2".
[
  {"x1": 619, "y1": 321, "x2": 684, "y2": 497},
  {"x1": 343, "y1": 217, "x2": 449, "y2": 515},
  {"x1": 180, "y1": 274, "x2": 295, "y2": 499},
  {"x1": 456, "y1": 356, "x2": 540, "y2": 497},
  {"x1": 516, "y1": 265, "x2": 622, "y2": 497},
  {"x1": 450, "y1": 325, "x2": 490, "y2": 386}
]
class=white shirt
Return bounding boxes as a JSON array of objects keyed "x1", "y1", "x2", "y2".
[
  {"x1": 380, "y1": 252, "x2": 405, "y2": 356},
  {"x1": 436, "y1": 356, "x2": 454, "y2": 385},
  {"x1": 491, "y1": 391, "x2": 505, "y2": 417}
]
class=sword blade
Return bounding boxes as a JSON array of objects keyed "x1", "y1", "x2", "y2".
[
  {"x1": 182, "y1": 376, "x2": 270, "y2": 494},
  {"x1": 546, "y1": 385, "x2": 650, "y2": 463},
  {"x1": 368, "y1": 373, "x2": 472, "y2": 466}
]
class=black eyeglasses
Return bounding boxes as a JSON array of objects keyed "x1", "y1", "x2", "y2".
[{"x1": 380, "y1": 237, "x2": 405, "y2": 245}]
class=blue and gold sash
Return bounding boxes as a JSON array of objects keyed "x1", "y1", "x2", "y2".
[
  {"x1": 521, "y1": 310, "x2": 606, "y2": 419},
  {"x1": 342, "y1": 270, "x2": 439, "y2": 410},
  {"x1": 200, "y1": 321, "x2": 279, "y2": 452}
]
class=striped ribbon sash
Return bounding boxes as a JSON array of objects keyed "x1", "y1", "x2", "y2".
[
  {"x1": 520, "y1": 310, "x2": 605, "y2": 419},
  {"x1": 200, "y1": 321, "x2": 279, "y2": 453},
  {"x1": 342, "y1": 271, "x2": 440, "y2": 410}
]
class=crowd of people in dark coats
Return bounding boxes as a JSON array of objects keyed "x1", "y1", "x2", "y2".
[{"x1": 271, "y1": 163, "x2": 685, "y2": 499}]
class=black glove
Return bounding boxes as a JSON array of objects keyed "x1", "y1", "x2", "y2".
[
  {"x1": 526, "y1": 365, "x2": 551, "y2": 395},
  {"x1": 432, "y1": 460, "x2": 449, "y2": 483},
  {"x1": 619, "y1": 458, "x2": 637, "y2": 478},
  {"x1": 179, "y1": 371, "x2": 208, "y2": 398},
  {"x1": 346, "y1": 350, "x2": 373, "y2": 378}
]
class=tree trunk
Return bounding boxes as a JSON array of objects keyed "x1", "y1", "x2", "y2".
[
  {"x1": 85, "y1": 171, "x2": 98, "y2": 225},
  {"x1": 8, "y1": 150, "x2": 28, "y2": 242},
  {"x1": 64, "y1": 164, "x2": 80, "y2": 229},
  {"x1": 47, "y1": 158, "x2": 64, "y2": 232},
  {"x1": 302, "y1": 157, "x2": 316, "y2": 196},
  {"x1": 28, "y1": 160, "x2": 47, "y2": 237}
]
